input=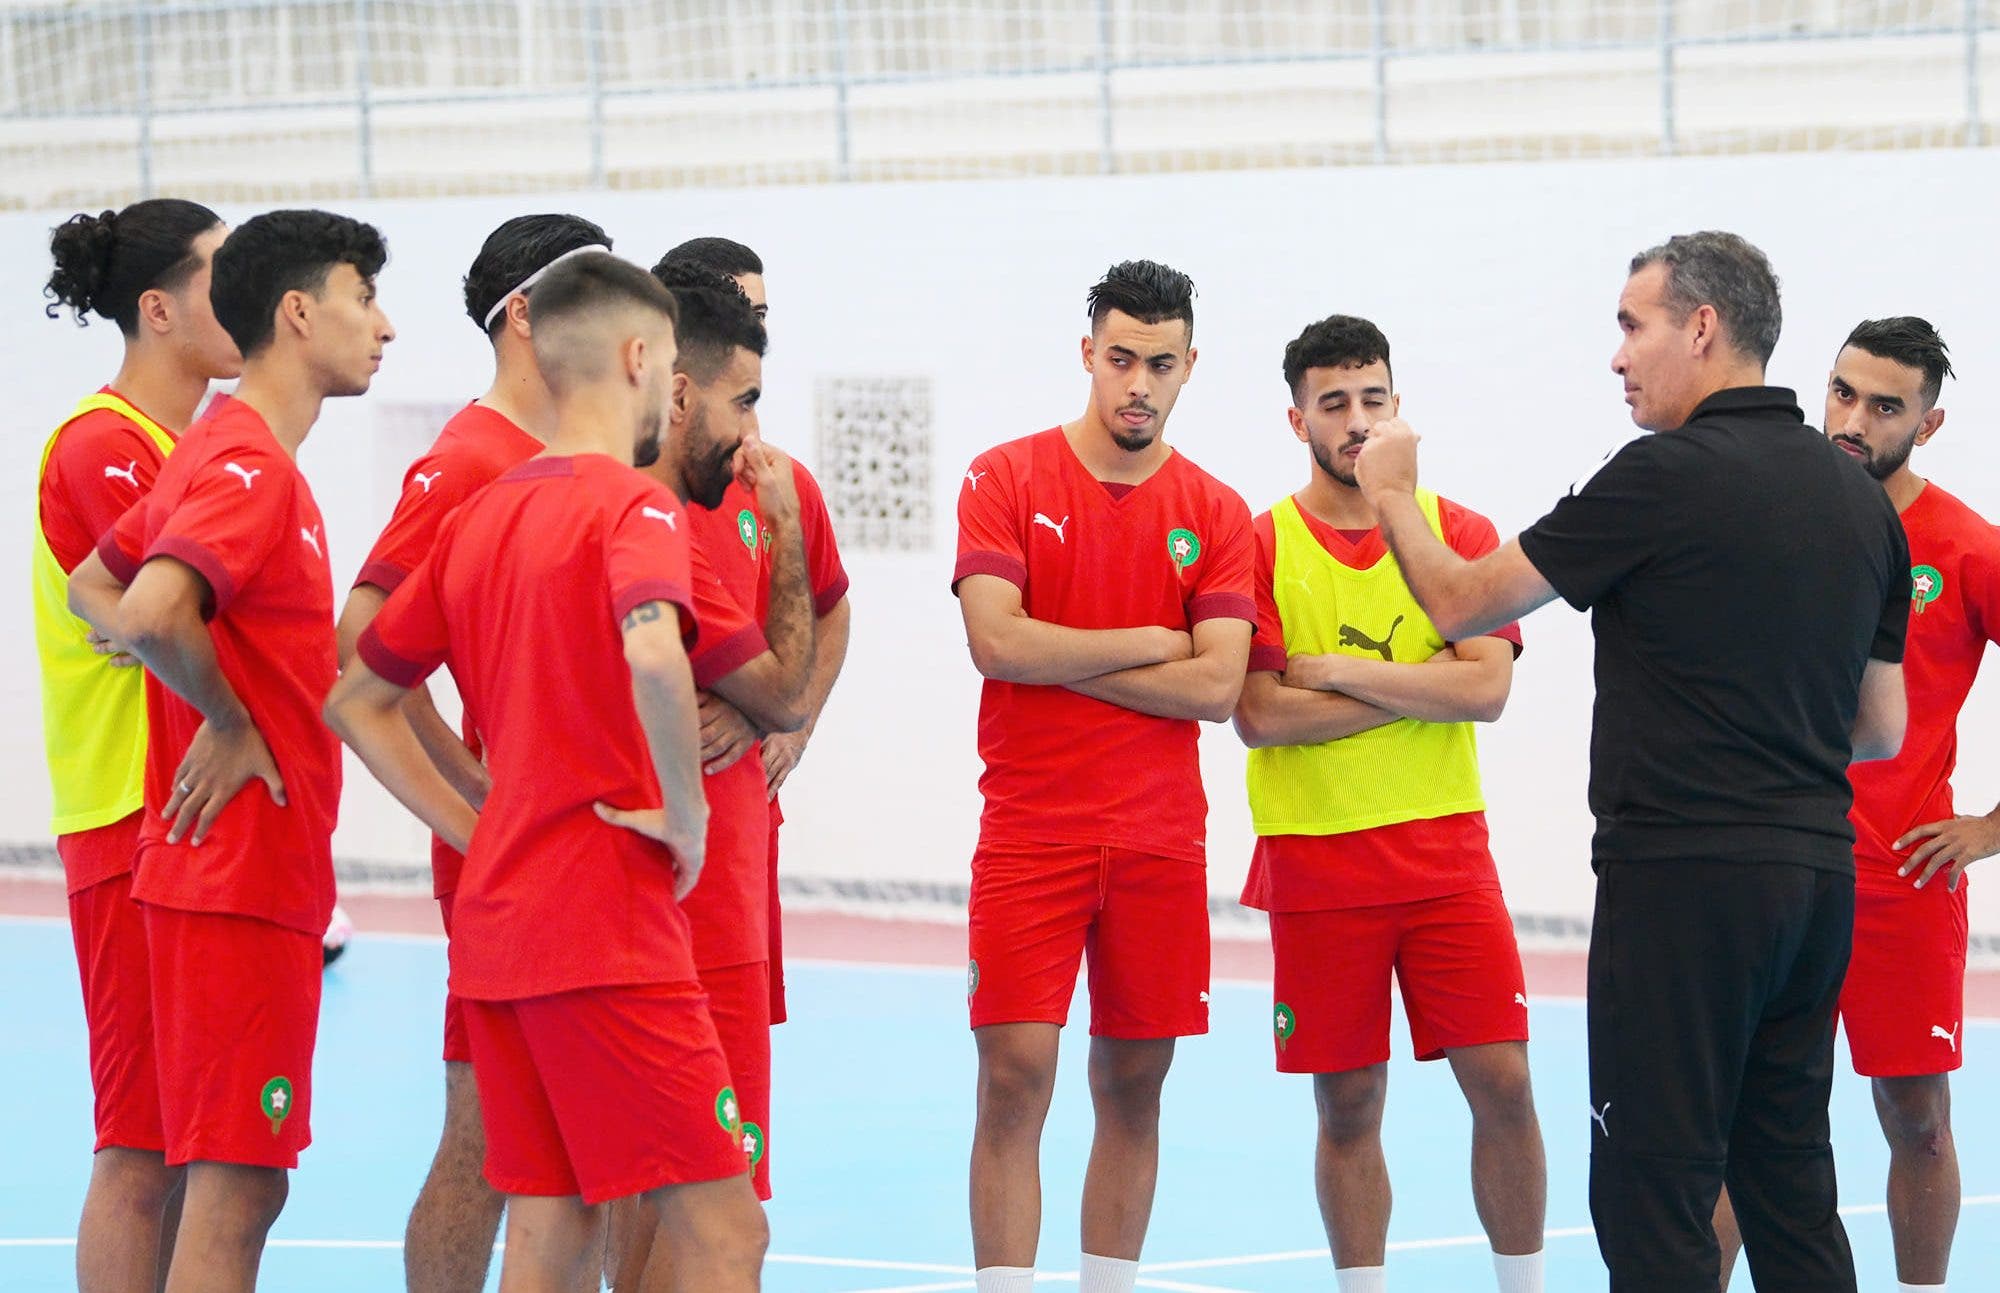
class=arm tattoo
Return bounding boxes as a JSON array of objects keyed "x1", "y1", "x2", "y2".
[{"x1": 622, "y1": 601, "x2": 665, "y2": 630}]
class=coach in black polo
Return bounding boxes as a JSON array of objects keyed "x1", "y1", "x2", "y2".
[{"x1": 1352, "y1": 231, "x2": 1911, "y2": 1292}]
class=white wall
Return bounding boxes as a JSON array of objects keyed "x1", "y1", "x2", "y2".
[{"x1": 6, "y1": 148, "x2": 2000, "y2": 930}]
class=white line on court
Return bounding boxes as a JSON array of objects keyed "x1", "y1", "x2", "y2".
[{"x1": 1128, "y1": 1197, "x2": 2000, "y2": 1275}]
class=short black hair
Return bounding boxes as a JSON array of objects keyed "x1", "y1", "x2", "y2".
[
  {"x1": 649, "y1": 261, "x2": 767, "y2": 385},
  {"x1": 209, "y1": 209, "x2": 388, "y2": 358},
  {"x1": 1283, "y1": 315, "x2": 1392, "y2": 404},
  {"x1": 1086, "y1": 259, "x2": 1196, "y2": 341},
  {"x1": 45, "y1": 198, "x2": 222, "y2": 335},
  {"x1": 659, "y1": 236, "x2": 764, "y2": 279},
  {"x1": 1842, "y1": 316, "x2": 1954, "y2": 407},
  {"x1": 527, "y1": 252, "x2": 679, "y2": 391},
  {"x1": 1629, "y1": 231, "x2": 1782, "y2": 365},
  {"x1": 463, "y1": 213, "x2": 611, "y2": 336}
]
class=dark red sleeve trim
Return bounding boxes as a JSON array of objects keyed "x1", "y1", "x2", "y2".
[
  {"x1": 1248, "y1": 645, "x2": 1289, "y2": 674},
  {"x1": 813, "y1": 572, "x2": 851, "y2": 619},
  {"x1": 690, "y1": 625, "x2": 771, "y2": 690},
  {"x1": 1190, "y1": 591, "x2": 1257, "y2": 626},
  {"x1": 353, "y1": 560, "x2": 410, "y2": 595},
  {"x1": 356, "y1": 624, "x2": 433, "y2": 689},
  {"x1": 951, "y1": 551, "x2": 1026, "y2": 593},
  {"x1": 149, "y1": 535, "x2": 237, "y2": 614},
  {"x1": 95, "y1": 530, "x2": 140, "y2": 586}
]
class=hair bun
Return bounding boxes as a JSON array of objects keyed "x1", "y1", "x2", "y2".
[{"x1": 45, "y1": 209, "x2": 120, "y2": 323}]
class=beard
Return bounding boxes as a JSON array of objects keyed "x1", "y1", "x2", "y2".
[
  {"x1": 683, "y1": 405, "x2": 738, "y2": 509},
  {"x1": 1107, "y1": 401, "x2": 1161, "y2": 453},
  {"x1": 632, "y1": 407, "x2": 663, "y2": 469},
  {"x1": 1835, "y1": 431, "x2": 1917, "y2": 481},
  {"x1": 1311, "y1": 436, "x2": 1361, "y2": 487}
]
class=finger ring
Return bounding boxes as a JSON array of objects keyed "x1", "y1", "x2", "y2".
[{"x1": 178, "y1": 780, "x2": 193, "y2": 795}]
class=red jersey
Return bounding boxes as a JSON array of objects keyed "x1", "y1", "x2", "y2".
[
  {"x1": 97, "y1": 396, "x2": 339, "y2": 936},
  {"x1": 40, "y1": 389, "x2": 172, "y2": 574},
  {"x1": 1851, "y1": 481, "x2": 2000, "y2": 891},
  {"x1": 1239, "y1": 496, "x2": 1522, "y2": 912},
  {"x1": 952, "y1": 427, "x2": 1256, "y2": 862},
  {"x1": 682, "y1": 485, "x2": 774, "y2": 970},
  {"x1": 358, "y1": 454, "x2": 702, "y2": 1000},
  {"x1": 354, "y1": 402, "x2": 541, "y2": 899}
]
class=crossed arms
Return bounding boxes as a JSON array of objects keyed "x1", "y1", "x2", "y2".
[
  {"x1": 956, "y1": 573, "x2": 1251, "y2": 723},
  {"x1": 1233, "y1": 635, "x2": 1515, "y2": 749}
]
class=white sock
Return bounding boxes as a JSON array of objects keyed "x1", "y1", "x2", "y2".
[
  {"x1": 1492, "y1": 1249, "x2": 1544, "y2": 1293},
  {"x1": 1079, "y1": 1253, "x2": 1139, "y2": 1293},
  {"x1": 1335, "y1": 1266, "x2": 1387, "y2": 1293},
  {"x1": 975, "y1": 1267, "x2": 1036, "y2": 1293},
  {"x1": 1898, "y1": 1283, "x2": 1945, "y2": 1292}
]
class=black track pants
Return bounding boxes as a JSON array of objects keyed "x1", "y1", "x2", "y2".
[{"x1": 1587, "y1": 859, "x2": 1856, "y2": 1293}]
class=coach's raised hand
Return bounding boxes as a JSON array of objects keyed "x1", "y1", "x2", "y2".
[{"x1": 1355, "y1": 416, "x2": 1421, "y2": 502}]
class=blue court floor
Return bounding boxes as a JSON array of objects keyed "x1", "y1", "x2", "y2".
[{"x1": 4, "y1": 913, "x2": 1998, "y2": 1291}]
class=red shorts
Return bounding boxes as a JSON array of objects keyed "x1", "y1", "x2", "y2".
[
  {"x1": 437, "y1": 891, "x2": 469, "y2": 1065},
  {"x1": 145, "y1": 903, "x2": 322, "y2": 1168},
  {"x1": 703, "y1": 961, "x2": 773, "y2": 1199},
  {"x1": 67, "y1": 864, "x2": 164, "y2": 1153},
  {"x1": 1269, "y1": 887, "x2": 1527, "y2": 1074},
  {"x1": 967, "y1": 842, "x2": 1210, "y2": 1039},
  {"x1": 766, "y1": 813, "x2": 786, "y2": 1026},
  {"x1": 464, "y1": 981, "x2": 745, "y2": 1205},
  {"x1": 1839, "y1": 881, "x2": 1968, "y2": 1077}
]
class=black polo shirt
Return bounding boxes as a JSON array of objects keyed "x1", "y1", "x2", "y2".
[{"x1": 1518, "y1": 386, "x2": 1910, "y2": 872}]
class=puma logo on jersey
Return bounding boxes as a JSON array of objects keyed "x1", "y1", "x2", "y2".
[
  {"x1": 1514, "y1": 993, "x2": 1528, "y2": 1008},
  {"x1": 412, "y1": 470, "x2": 442, "y2": 493},
  {"x1": 104, "y1": 460, "x2": 139, "y2": 487},
  {"x1": 224, "y1": 462, "x2": 261, "y2": 490},
  {"x1": 1589, "y1": 1101, "x2": 1612, "y2": 1138},
  {"x1": 300, "y1": 525, "x2": 321, "y2": 557},
  {"x1": 1032, "y1": 512, "x2": 1069, "y2": 543},
  {"x1": 1339, "y1": 614, "x2": 1405, "y2": 662},
  {"x1": 1933, "y1": 1022, "x2": 1959, "y2": 1053},
  {"x1": 642, "y1": 506, "x2": 678, "y2": 531},
  {"x1": 964, "y1": 469, "x2": 987, "y2": 491}
]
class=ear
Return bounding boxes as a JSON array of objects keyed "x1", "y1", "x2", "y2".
[
  {"x1": 1080, "y1": 334, "x2": 1094, "y2": 372},
  {"x1": 1687, "y1": 304, "x2": 1720, "y2": 359},
  {"x1": 622, "y1": 334, "x2": 648, "y2": 386},
  {"x1": 669, "y1": 370, "x2": 692, "y2": 422},
  {"x1": 277, "y1": 289, "x2": 314, "y2": 342},
  {"x1": 1390, "y1": 391, "x2": 1401, "y2": 418},
  {"x1": 1916, "y1": 406, "x2": 1945, "y2": 446},
  {"x1": 1183, "y1": 345, "x2": 1198, "y2": 379},
  {"x1": 134, "y1": 287, "x2": 175, "y2": 337},
  {"x1": 505, "y1": 293, "x2": 532, "y2": 340},
  {"x1": 1287, "y1": 404, "x2": 1310, "y2": 444}
]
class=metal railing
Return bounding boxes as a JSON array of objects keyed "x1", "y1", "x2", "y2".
[{"x1": 0, "y1": 0, "x2": 1991, "y2": 204}]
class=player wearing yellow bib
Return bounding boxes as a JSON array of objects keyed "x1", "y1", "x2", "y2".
[
  {"x1": 37, "y1": 199, "x2": 240, "y2": 1293},
  {"x1": 1233, "y1": 316, "x2": 1547, "y2": 1293}
]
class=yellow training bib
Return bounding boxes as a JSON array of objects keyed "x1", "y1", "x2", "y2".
[
  {"x1": 1246, "y1": 491, "x2": 1486, "y2": 836},
  {"x1": 32, "y1": 393, "x2": 174, "y2": 835}
]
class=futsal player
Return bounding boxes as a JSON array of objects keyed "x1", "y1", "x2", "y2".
[
  {"x1": 1350, "y1": 231, "x2": 1909, "y2": 1291},
  {"x1": 609, "y1": 259, "x2": 814, "y2": 1290},
  {"x1": 1714, "y1": 317, "x2": 1999, "y2": 1293},
  {"x1": 953, "y1": 259, "x2": 1255, "y2": 1293},
  {"x1": 654, "y1": 236, "x2": 853, "y2": 1030},
  {"x1": 326, "y1": 252, "x2": 765, "y2": 1293},
  {"x1": 67, "y1": 209, "x2": 394, "y2": 1293},
  {"x1": 37, "y1": 198, "x2": 240, "y2": 1292},
  {"x1": 1233, "y1": 315, "x2": 1546, "y2": 1293},
  {"x1": 330, "y1": 211, "x2": 611, "y2": 1293}
]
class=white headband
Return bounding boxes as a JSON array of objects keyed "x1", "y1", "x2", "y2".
[{"x1": 481, "y1": 243, "x2": 613, "y2": 330}]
